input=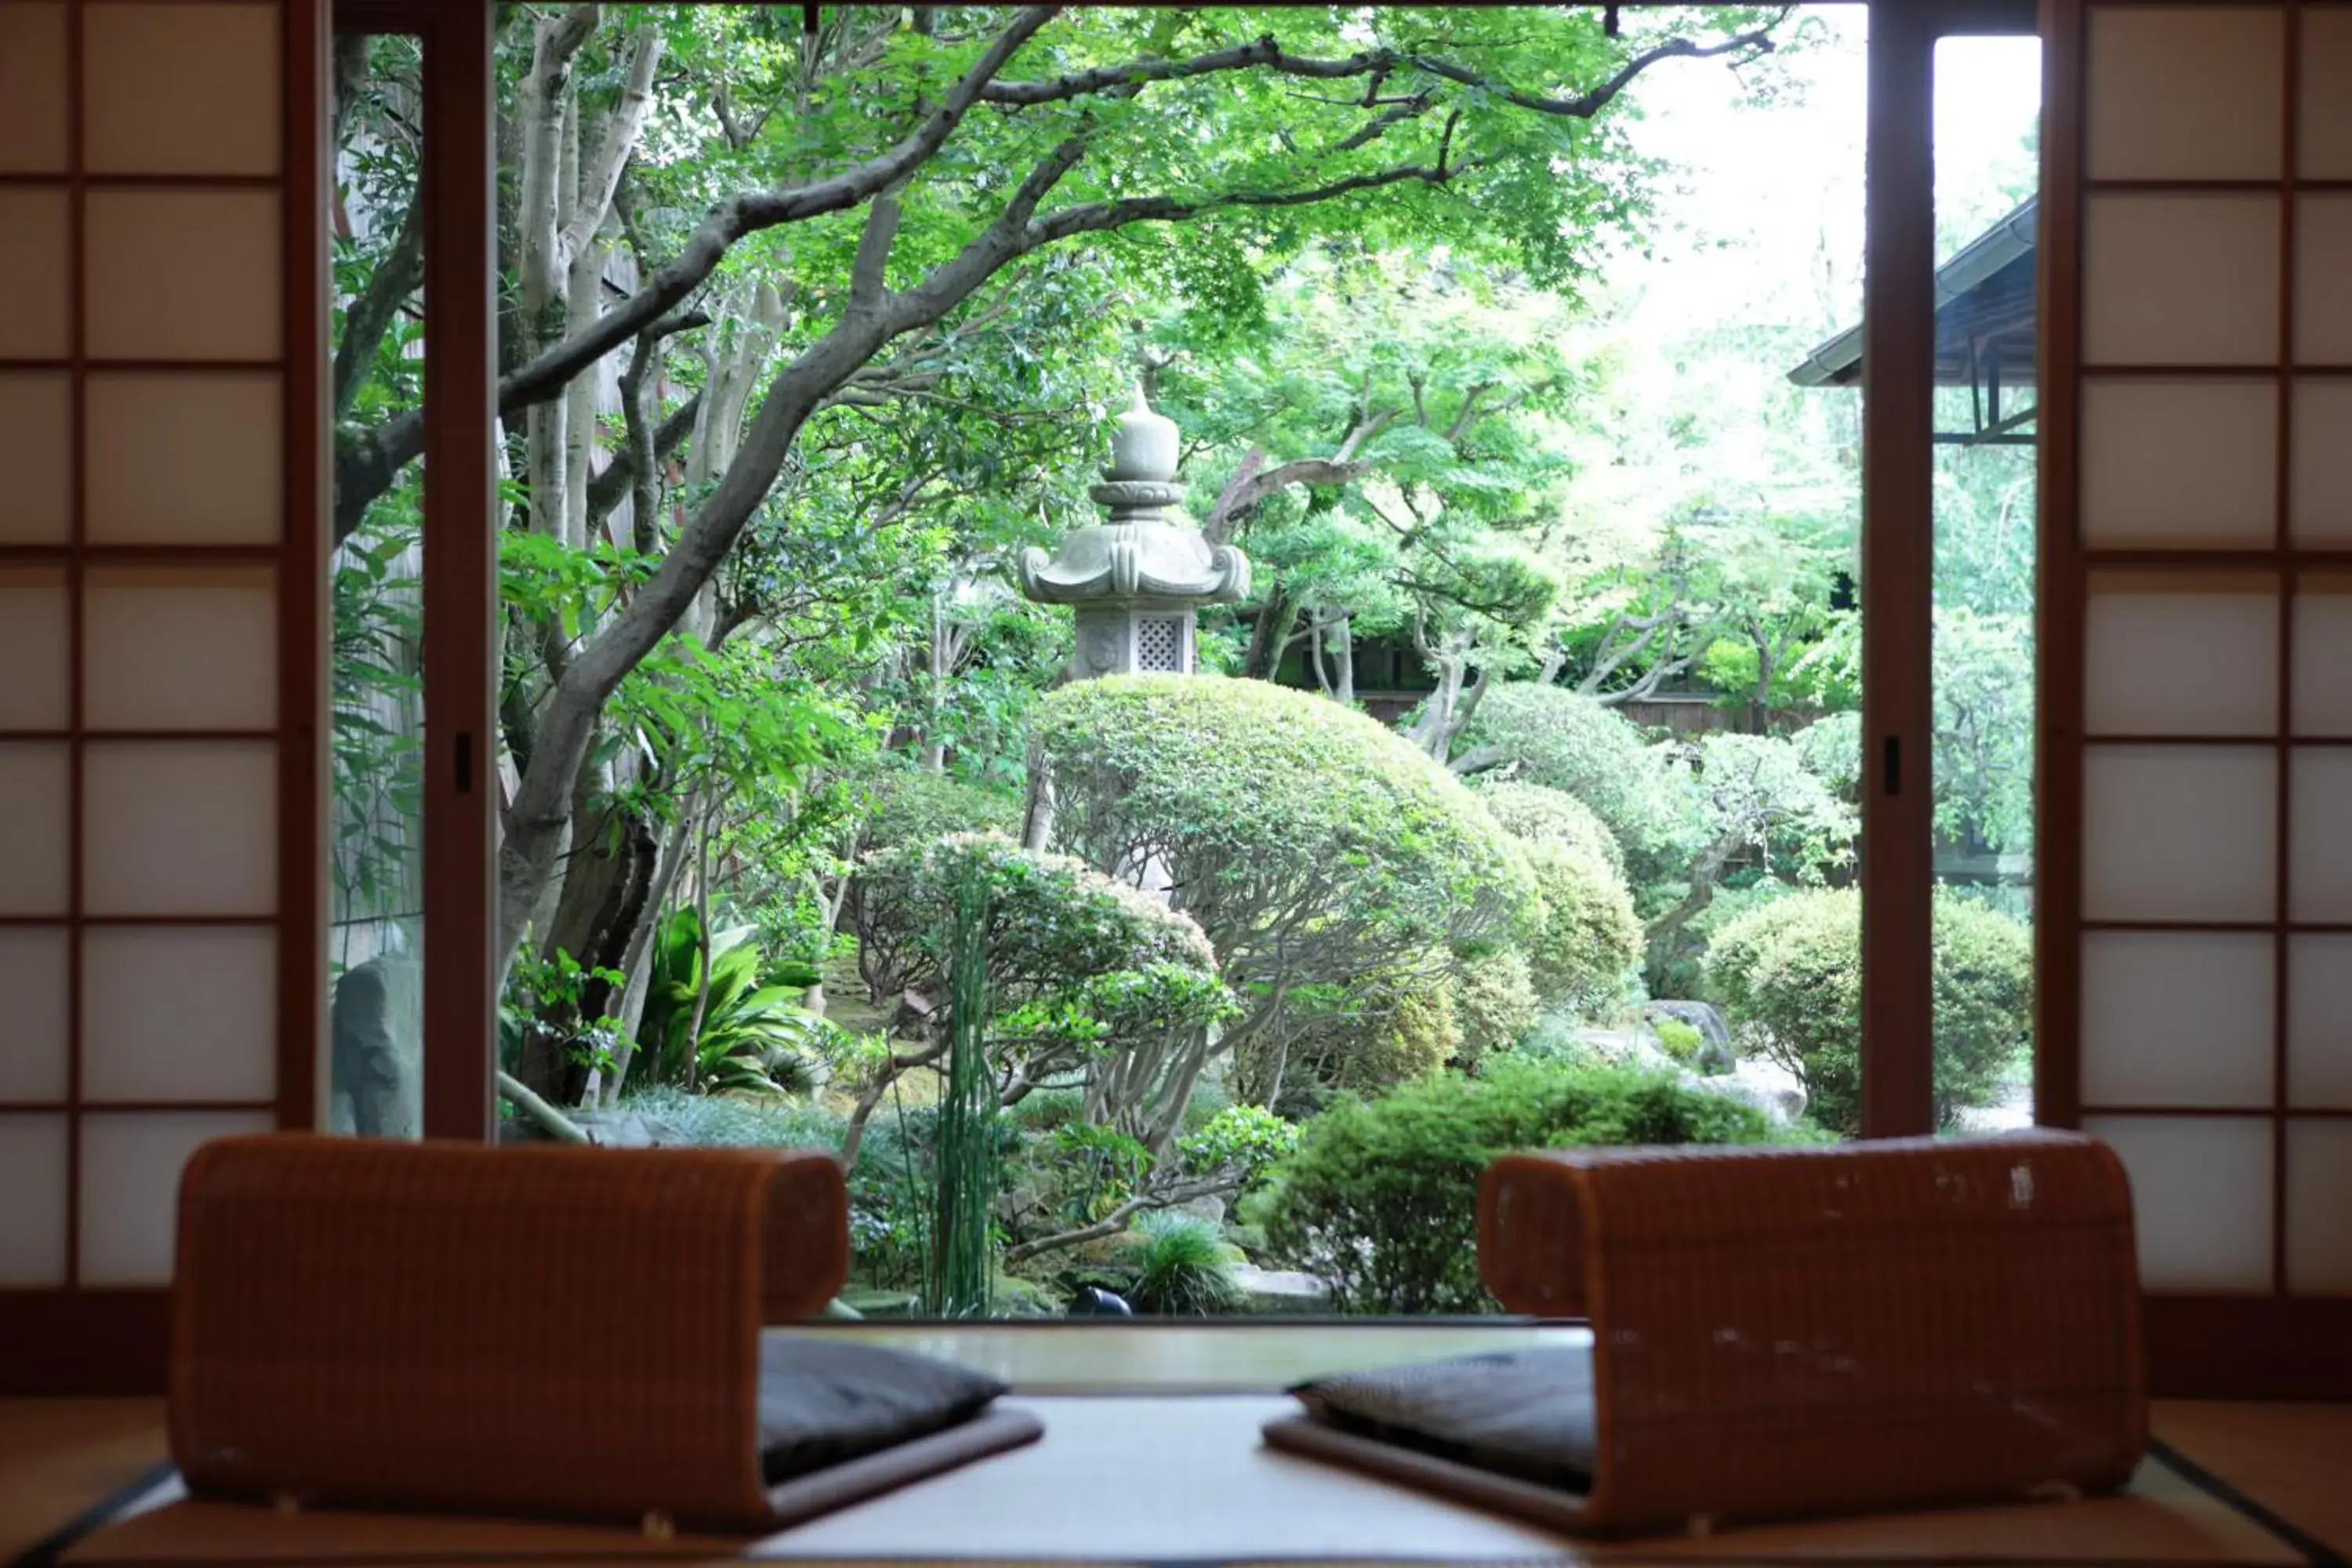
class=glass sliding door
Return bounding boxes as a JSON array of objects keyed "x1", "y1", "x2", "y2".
[
  {"x1": 326, "y1": 24, "x2": 426, "y2": 1137},
  {"x1": 1930, "y1": 33, "x2": 2042, "y2": 1137},
  {"x1": 330, "y1": 0, "x2": 495, "y2": 1142}
]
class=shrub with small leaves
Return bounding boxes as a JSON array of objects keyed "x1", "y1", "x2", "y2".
[
  {"x1": 1450, "y1": 948, "x2": 1541, "y2": 1068},
  {"x1": 1454, "y1": 684, "x2": 1690, "y2": 882},
  {"x1": 1703, "y1": 887, "x2": 2031, "y2": 1135},
  {"x1": 1178, "y1": 1104, "x2": 1301, "y2": 1187},
  {"x1": 1258, "y1": 1058, "x2": 1772, "y2": 1313},
  {"x1": 1032, "y1": 676, "x2": 1539, "y2": 1069}
]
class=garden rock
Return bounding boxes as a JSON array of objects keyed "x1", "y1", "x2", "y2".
[
  {"x1": 1175, "y1": 1195, "x2": 1227, "y2": 1225},
  {"x1": 1648, "y1": 1001, "x2": 1735, "y2": 1074},
  {"x1": 1231, "y1": 1264, "x2": 1332, "y2": 1315},
  {"x1": 568, "y1": 1110, "x2": 658, "y2": 1147},
  {"x1": 1575, "y1": 1028, "x2": 1678, "y2": 1076},
  {"x1": 1681, "y1": 1056, "x2": 1808, "y2": 1129}
]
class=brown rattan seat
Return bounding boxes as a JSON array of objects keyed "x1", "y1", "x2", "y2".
[
  {"x1": 169, "y1": 1134, "x2": 1039, "y2": 1533},
  {"x1": 1265, "y1": 1131, "x2": 2147, "y2": 1537}
]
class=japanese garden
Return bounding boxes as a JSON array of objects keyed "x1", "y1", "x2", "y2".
[{"x1": 327, "y1": 4, "x2": 2040, "y2": 1316}]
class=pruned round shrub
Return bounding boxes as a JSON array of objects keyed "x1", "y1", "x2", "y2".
[
  {"x1": 1339, "y1": 978, "x2": 1461, "y2": 1092},
  {"x1": 1468, "y1": 779, "x2": 1641, "y2": 1014},
  {"x1": 844, "y1": 831, "x2": 1236, "y2": 1145},
  {"x1": 1454, "y1": 684, "x2": 1689, "y2": 881},
  {"x1": 1451, "y1": 947, "x2": 1540, "y2": 1067},
  {"x1": 858, "y1": 769, "x2": 1022, "y2": 854},
  {"x1": 1473, "y1": 779, "x2": 1628, "y2": 880},
  {"x1": 1519, "y1": 837, "x2": 1642, "y2": 1014},
  {"x1": 1255, "y1": 1058, "x2": 1773, "y2": 1313},
  {"x1": 1702, "y1": 887, "x2": 2031, "y2": 1136},
  {"x1": 849, "y1": 831, "x2": 1219, "y2": 1002},
  {"x1": 1030, "y1": 675, "x2": 1538, "y2": 1065},
  {"x1": 1229, "y1": 967, "x2": 1462, "y2": 1104}
]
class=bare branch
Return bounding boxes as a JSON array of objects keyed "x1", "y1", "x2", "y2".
[
  {"x1": 336, "y1": 5, "x2": 1060, "y2": 542},
  {"x1": 981, "y1": 20, "x2": 1779, "y2": 122},
  {"x1": 848, "y1": 186, "x2": 904, "y2": 312},
  {"x1": 1001, "y1": 1177, "x2": 1233, "y2": 1265},
  {"x1": 1443, "y1": 383, "x2": 1492, "y2": 444},
  {"x1": 1330, "y1": 93, "x2": 1432, "y2": 154},
  {"x1": 1033, "y1": 151, "x2": 1490, "y2": 246},
  {"x1": 586, "y1": 387, "x2": 700, "y2": 536},
  {"x1": 1203, "y1": 447, "x2": 1267, "y2": 545},
  {"x1": 332, "y1": 190, "x2": 423, "y2": 423}
]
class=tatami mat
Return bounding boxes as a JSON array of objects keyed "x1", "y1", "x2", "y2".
[
  {"x1": 51, "y1": 1396, "x2": 2329, "y2": 1568},
  {"x1": 0, "y1": 1401, "x2": 166, "y2": 1565}
]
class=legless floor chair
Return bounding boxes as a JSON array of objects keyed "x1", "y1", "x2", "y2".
[
  {"x1": 169, "y1": 1135, "x2": 1041, "y2": 1534},
  {"x1": 1264, "y1": 1131, "x2": 2148, "y2": 1537}
]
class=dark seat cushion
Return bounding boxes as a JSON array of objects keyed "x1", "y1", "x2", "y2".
[
  {"x1": 1288, "y1": 1345, "x2": 1597, "y2": 1493},
  {"x1": 757, "y1": 1333, "x2": 1009, "y2": 1484}
]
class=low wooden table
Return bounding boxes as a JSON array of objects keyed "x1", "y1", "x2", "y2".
[{"x1": 13, "y1": 1328, "x2": 2351, "y2": 1568}]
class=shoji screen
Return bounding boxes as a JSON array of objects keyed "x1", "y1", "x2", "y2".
[
  {"x1": 0, "y1": 0, "x2": 321, "y2": 1392},
  {"x1": 2044, "y1": 0, "x2": 2352, "y2": 1394}
]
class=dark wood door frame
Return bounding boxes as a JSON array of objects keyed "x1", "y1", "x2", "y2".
[{"x1": 1860, "y1": 0, "x2": 2038, "y2": 1138}]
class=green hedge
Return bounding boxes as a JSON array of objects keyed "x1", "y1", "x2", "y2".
[{"x1": 1254, "y1": 1060, "x2": 1771, "y2": 1313}]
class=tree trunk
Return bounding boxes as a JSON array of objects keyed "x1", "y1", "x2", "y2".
[
  {"x1": 1244, "y1": 588, "x2": 1297, "y2": 681},
  {"x1": 1643, "y1": 829, "x2": 1744, "y2": 988},
  {"x1": 919, "y1": 593, "x2": 951, "y2": 771},
  {"x1": 1329, "y1": 614, "x2": 1356, "y2": 704},
  {"x1": 678, "y1": 796, "x2": 717, "y2": 1091},
  {"x1": 598, "y1": 811, "x2": 690, "y2": 1106}
]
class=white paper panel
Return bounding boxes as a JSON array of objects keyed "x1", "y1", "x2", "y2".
[
  {"x1": 2082, "y1": 931, "x2": 2273, "y2": 1107},
  {"x1": 2081, "y1": 379, "x2": 2277, "y2": 546},
  {"x1": 0, "y1": 743, "x2": 70, "y2": 916},
  {"x1": 0, "y1": 4, "x2": 68, "y2": 174},
  {"x1": 2289, "y1": 934, "x2": 2352, "y2": 1108},
  {"x1": 0, "y1": 928, "x2": 69, "y2": 1103},
  {"x1": 2082, "y1": 746, "x2": 2277, "y2": 921},
  {"x1": 2295, "y1": 381, "x2": 2352, "y2": 543},
  {"x1": 85, "y1": 3, "x2": 281, "y2": 176},
  {"x1": 0, "y1": 569, "x2": 70, "y2": 730},
  {"x1": 2296, "y1": 198, "x2": 2352, "y2": 367},
  {"x1": 2286, "y1": 1121, "x2": 2352, "y2": 1295},
  {"x1": 0, "y1": 1116, "x2": 67, "y2": 1287},
  {"x1": 2307, "y1": 9, "x2": 2352, "y2": 180},
  {"x1": 0, "y1": 190, "x2": 70, "y2": 361},
  {"x1": 84, "y1": 570, "x2": 278, "y2": 731},
  {"x1": 2085, "y1": 1114, "x2": 2274, "y2": 1293},
  {"x1": 2083, "y1": 196, "x2": 2280, "y2": 367},
  {"x1": 0, "y1": 373, "x2": 71, "y2": 544},
  {"x1": 85, "y1": 374, "x2": 281, "y2": 545},
  {"x1": 85, "y1": 190, "x2": 281, "y2": 362},
  {"x1": 79, "y1": 1110, "x2": 272, "y2": 1287},
  {"x1": 2086, "y1": 6, "x2": 2283, "y2": 181},
  {"x1": 2292, "y1": 591, "x2": 2352, "y2": 736},
  {"x1": 82, "y1": 741, "x2": 277, "y2": 916},
  {"x1": 2085, "y1": 591, "x2": 2277, "y2": 735},
  {"x1": 2290, "y1": 748, "x2": 2352, "y2": 923},
  {"x1": 83, "y1": 927, "x2": 274, "y2": 1103}
]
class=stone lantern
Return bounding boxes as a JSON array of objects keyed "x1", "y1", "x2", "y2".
[{"x1": 1017, "y1": 386, "x2": 1249, "y2": 682}]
